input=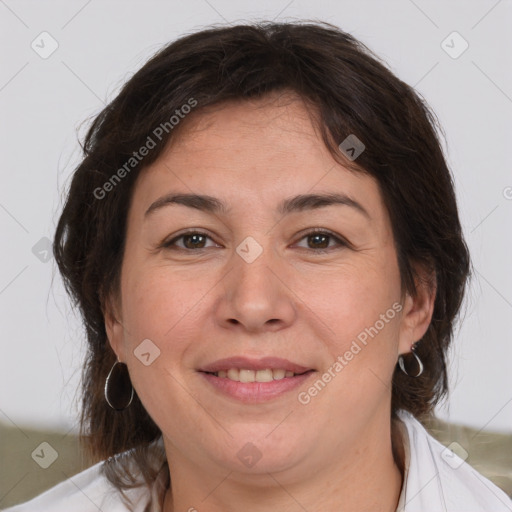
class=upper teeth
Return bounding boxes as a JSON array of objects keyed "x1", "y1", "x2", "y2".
[{"x1": 214, "y1": 369, "x2": 297, "y2": 382}]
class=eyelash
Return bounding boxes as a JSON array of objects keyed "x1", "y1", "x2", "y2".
[{"x1": 161, "y1": 228, "x2": 348, "y2": 254}]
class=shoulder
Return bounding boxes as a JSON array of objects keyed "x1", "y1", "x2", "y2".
[
  {"x1": 1, "y1": 459, "x2": 150, "y2": 512},
  {"x1": 397, "y1": 409, "x2": 512, "y2": 512}
]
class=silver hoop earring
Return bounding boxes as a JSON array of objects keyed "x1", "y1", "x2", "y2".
[
  {"x1": 105, "y1": 360, "x2": 134, "y2": 411},
  {"x1": 398, "y1": 344, "x2": 424, "y2": 377}
]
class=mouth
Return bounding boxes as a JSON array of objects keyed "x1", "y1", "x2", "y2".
[
  {"x1": 201, "y1": 368, "x2": 314, "y2": 382},
  {"x1": 197, "y1": 356, "x2": 316, "y2": 403}
]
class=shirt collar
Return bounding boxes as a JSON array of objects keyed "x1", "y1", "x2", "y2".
[{"x1": 395, "y1": 411, "x2": 411, "y2": 512}]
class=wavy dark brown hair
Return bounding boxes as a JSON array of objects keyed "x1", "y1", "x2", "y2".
[{"x1": 53, "y1": 20, "x2": 471, "y2": 510}]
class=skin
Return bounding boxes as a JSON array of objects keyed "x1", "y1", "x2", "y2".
[{"x1": 105, "y1": 91, "x2": 435, "y2": 512}]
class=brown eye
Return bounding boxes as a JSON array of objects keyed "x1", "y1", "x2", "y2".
[
  {"x1": 181, "y1": 233, "x2": 207, "y2": 249},
  {"x1": 295, "y1": 230, "x2": 347, "y2": 253},
  {"x1": 307, "y1": 233, "x2": 330, "y2": 249},
  {"x1": 163, "y1": 231, "x2": 217, "y2": 250}
]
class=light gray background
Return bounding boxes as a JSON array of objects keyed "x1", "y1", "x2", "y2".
[{"x1": 0, "y1": 0, "x2": 511, "y2": 435}]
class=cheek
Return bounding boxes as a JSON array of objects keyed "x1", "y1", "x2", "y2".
[
  {"x1": 317, "y1": 250, "x2": 401, "y2": 340},
  {"x1": 121, "y1": 264, "x2": 211, "y2": 346},
  {"x1": 303, "y1": 272, "x2": 402, "y2": 419},
  {"x1": 119, "y1": 267, "x2": 209, "y2": 419},
  {"x1": 308, "y1": 253, "x2": 402, "y2": 407}
]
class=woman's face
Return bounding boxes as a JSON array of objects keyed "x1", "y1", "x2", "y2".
[{"x1": 106, "y1": 93, "x2": 432, "y2": 480}]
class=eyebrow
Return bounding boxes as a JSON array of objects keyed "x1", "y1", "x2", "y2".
[{"x1": 144, "y1": 192, "x2": 370, "y2": 219}]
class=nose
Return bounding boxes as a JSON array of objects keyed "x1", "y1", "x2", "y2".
[{"x1": 216, "y1": 244, "x2": 296, "y2": 333}]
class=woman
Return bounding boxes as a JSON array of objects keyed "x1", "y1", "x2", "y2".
[{"x1": 5, "y1": 20, "x2": 511, "y2": 512}]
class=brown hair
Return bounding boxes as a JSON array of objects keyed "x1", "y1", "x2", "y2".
[{"x1": 53, "y1": 20, "x2": 471, "y2": 509}]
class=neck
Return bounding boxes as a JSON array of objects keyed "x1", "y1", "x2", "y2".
[{"x1": 163, "y1": 414, "x2": 405, "y2": 512}]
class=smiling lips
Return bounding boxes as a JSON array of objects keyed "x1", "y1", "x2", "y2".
[
  {"x1": 214, "y1": 368, "x2": 299, "y2": 382},
  {"x1": 198, "y1": 356, "x2": 316, "y2": 402},
  {"x1": 198, "y1": 355, "x2": 313, "y2": 374}
]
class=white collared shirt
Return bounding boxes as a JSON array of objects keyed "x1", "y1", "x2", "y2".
[
  {"x1": 395, "y1": 409, "x2": 511, "y2": 511},
  {"x1": 4, "y1": 409, "x2": 511, "y2": 511}
]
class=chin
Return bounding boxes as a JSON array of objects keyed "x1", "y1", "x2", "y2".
[{"x1": 209, "y1": 430, "x2": 306, "y2": 475}]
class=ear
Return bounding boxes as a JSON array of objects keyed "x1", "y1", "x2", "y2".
[
  {"x1": 398, "y1": 263, "x2": 437, "y2": 355},
  {"x1": 103, "y1": 291, "x2": 126, "y2": 362}
]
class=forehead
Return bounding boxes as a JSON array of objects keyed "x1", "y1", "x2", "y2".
[
  {"x1": 174, "y1": 93, "x2": 320, "y2": 148},
  {"x1": 130, "y1": 94, "x2": 383, "y2": 219}
]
